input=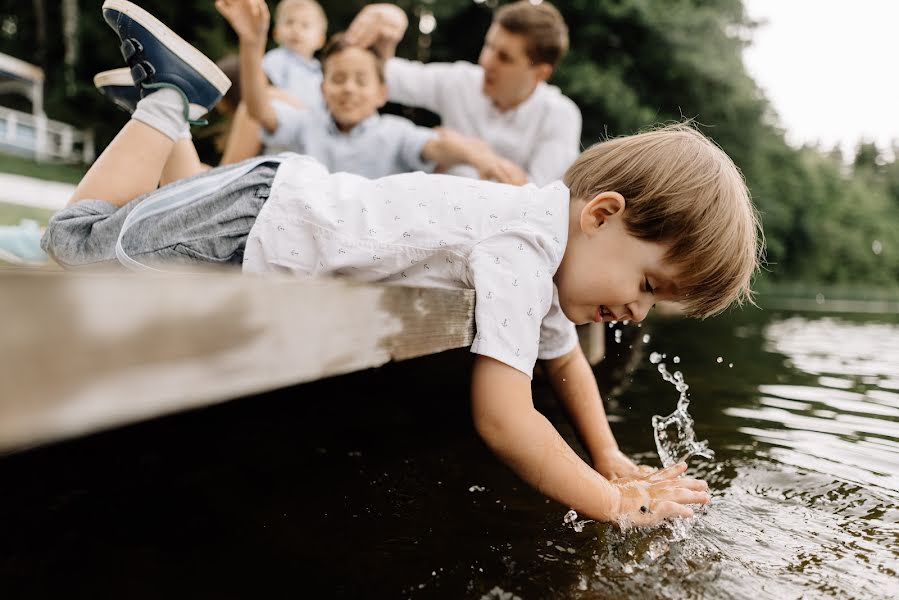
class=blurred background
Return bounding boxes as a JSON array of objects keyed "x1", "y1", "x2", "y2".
[{"x1": 0, "y1": 0, "x2": 897, "y2": 296}]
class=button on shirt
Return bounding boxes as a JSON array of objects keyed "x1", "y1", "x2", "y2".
[
  {"x1": 261, "y1": 106, "x2": 438, "y2": 178},
  {"x1": 262, "y1": 47, "x2": 326, "y2": 114},
  {"x1": 385, "y1": 58, "x2": 582, "y2": 186},
  {"x1": 243, "y1": 154, "x2": 580, "y2": 378}
]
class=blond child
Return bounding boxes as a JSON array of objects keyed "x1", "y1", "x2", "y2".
[
  {"x1": 44, "y1": 0, "x2": 764, "y2": 525},
  {"x1": 262, "y1": 0, "x2": 328, "y2": 113}
]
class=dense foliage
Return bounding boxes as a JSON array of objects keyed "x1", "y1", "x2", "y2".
[{"x1": 1, "y1": 0, "x2": 896, "y2": 287}]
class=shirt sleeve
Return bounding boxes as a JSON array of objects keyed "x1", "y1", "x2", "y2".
[
  {"x1": 386, "y1": 117, "x2": 438, "y2": 173},
  {"x1": 526, "y1": 95, "x2": 583, "y2": 186},
  {"x1": 259, "y1": 100, "x2": 311, "y2": 150},
  {"x1": 385, "y1": 58, "x2": 472, "y2": 116},
  {"x1": 262, "y1": 48, "x2": 284, "y2": 86},
  {"x1": 468, "y1": 229, "x2": 562, "y2": 378}
]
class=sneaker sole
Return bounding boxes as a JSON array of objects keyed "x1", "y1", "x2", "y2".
[
  {"x1": 101, "y1": 0, "x2": 231, "y2": 97},
  {"x1": 93, "y1": 67, "x2": 134, "y2": 89}
]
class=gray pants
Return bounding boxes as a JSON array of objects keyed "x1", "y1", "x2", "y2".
[{"x1": 41, "y1": 162, "x2": 279, "y2": 269}]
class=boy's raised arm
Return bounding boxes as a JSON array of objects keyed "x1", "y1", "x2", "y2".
[
  {"x1": 215, "y1": 0, "x2": 279, "y2": 133},
  {"x1": 471, "y1": 355, "x2": 710, "y2": 524}
]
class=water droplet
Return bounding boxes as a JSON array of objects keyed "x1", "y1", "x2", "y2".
[
  {"x1": 673, "y1": 356, "x2": 680, "y2": 364},
  {"x1": 716, "y1": 356, "x2": 723, "y2": 363},
  {"x1": 649, "y1": 351, "x2": 663, "y2": 364},
  {"x1": 872, "y1": 240, "x2": 882, "y2": 255},
  {"x1": 816, "y1": 292, "x2": 825, "y2": 305},
  {"x1": 642, "y1": 334, "x2": 651, "y2": 343},
  {"x1": 728, "y1": 363, "x2": 733, "y2": 368}
]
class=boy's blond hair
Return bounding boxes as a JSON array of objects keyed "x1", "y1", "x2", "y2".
[
  {"x1": 564, "y1": 123, "x2": 763, "y2": 318},
  {"x1": 275, "y1": 0, "x2": 327, "y2": 30}
]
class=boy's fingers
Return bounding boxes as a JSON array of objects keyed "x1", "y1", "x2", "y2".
[
  {"x1": 646, "y1": 462, "x2": 688, "y2": 482},
  {"x1": 655, "y1": 501, "x2": 694, "y2": 520},
  {"x1": 665, "y1": 488, "x2": 711, "y2": 505}
]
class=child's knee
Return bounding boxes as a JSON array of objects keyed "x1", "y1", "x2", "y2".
[{"x1": 42, "y1": 200, "x2": 124, "y2": 268}]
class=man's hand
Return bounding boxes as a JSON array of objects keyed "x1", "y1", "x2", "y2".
[
  {"x1": 611, "y1": 462, "x2": 710, "y2": 527},
  {"x1": 215, "y1": 0, "x2": 270, "y2": 47},
  {"x1": 446, "y1": 130, "x2": 527, "y2": 185},
  {"x1": 594, "y1": 447, "x2": 657, "y2": 480},
  {"x1": 345, "y1": 3, "x2": 408, "y2": 58}
]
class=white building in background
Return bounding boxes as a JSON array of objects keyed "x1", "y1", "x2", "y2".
[{"x1": 0, "y1": 52, "x2": 94, "y2": 164}]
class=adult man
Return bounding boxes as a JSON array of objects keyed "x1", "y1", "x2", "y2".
[{"x1": 346, "y1": 1, "x2": 582, "y2": 186}]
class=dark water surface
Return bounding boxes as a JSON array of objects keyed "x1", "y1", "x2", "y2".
[{"x1": 2, "y1": 308, "x2": 898, "y2": 599}]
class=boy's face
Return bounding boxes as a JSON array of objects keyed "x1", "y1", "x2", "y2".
[
  {"x1": 477, "y1": 25, "x2": 552, "y2": 109},
  {"x1": 274, "y1": 4, "x2": 326, "y2": 58},
  {"x1": 554, "y1": 193, "x2": 682, "y2": 325},
  {"x1": 321, "y1": 47, "x2": 387, "y2": 130}
]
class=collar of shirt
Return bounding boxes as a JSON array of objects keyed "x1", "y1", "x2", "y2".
[
  {"x1": 325, "y1": 112, "x2": 381, "y2": 137},
  {"x1": 280, "y1": 48, "x2": 321, "y2": 73}
]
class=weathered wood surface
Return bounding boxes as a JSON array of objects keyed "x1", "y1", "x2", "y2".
[{"x1": 0, "y1": 269, "x2": 475, "y2": 453}]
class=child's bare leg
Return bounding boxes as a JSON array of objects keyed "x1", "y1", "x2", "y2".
[
  {"x1": 220, "y1": 101, "x2": 263, "y2": 165},
  {"x1": 68, "y1": 119, "x2": 174, "y2": 208},
  {"x1": 160, "y1": 138, "x2": 208, "y2": 186}
]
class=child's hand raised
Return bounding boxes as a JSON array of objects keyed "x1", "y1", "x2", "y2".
[
  {"x1": 611, "y1": 462, "x2": 710, "y2": 527},
  {"x1": 215, "y1": 0, "x2": 270, "y2": 47}
]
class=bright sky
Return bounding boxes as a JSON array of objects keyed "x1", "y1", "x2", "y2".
[{"x1": 742, "y1": 0, "x2": 899, "y2": 157}]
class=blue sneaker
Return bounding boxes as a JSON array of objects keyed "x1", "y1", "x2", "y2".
[
  {"x1": 0, "y1": 219, "x2": 49, "y2": 266},
  {"x1": 101, "y1": 0, "x2": 231, "y2": 123},
  {"x1": 94, "y1": 68, "x2": 141, "y2": 113}
]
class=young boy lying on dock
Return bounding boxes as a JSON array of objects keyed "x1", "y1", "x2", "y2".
[{"x1": 42, "y1": 0, "x2": 761, "y2": 526}]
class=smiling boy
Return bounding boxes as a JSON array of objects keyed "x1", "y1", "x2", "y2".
[
  {"x1": 44, "y1": 0, "x2": 762, "y2": 526},
  {"x1": 221, "y1": 0, "x2": 511, "y2": 179}
]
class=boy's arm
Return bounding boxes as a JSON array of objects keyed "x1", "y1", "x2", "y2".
[
  {"x1": 471, "y1": 355, "x2": 709, "y2": 524},
  {"x1": 421, "y1": 128, "x2": 528, "y2": 185},
  {"x1": 542, "y1": 344, "x2": 655, "y2": 479},
  {"x1": 216, "y1": 0, "x2": 279, "y2": 133}
]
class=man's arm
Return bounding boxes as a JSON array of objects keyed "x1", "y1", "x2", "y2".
[
  {"x1": 471, "y1": 355, "x2": 709, "y2": 523},
  {"x1": 216, "y1": 0, "x2": 279, "y2": 133},
  {"x1": 542, "y1": 344, "x2": 655, "y2": 479}
]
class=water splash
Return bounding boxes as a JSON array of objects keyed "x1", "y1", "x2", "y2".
[{"x1": 650, "y1": 355, "x2": 715, "y2": 467}]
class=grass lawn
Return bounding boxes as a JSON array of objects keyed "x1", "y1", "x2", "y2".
[{"x1": 0, "y1": 153, "x2": 88, "y2": 185}]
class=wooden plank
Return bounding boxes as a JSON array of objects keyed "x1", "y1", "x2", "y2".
[{"x1": 0, "y1": 269, "x2": 475, "y2": 453}]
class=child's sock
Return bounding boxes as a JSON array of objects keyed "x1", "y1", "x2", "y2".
[{"x1": 131, "y1": 88, "x2": 190, "y2": 141}]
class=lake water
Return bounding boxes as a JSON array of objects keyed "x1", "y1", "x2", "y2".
[{"x1": 1, "y1": 307, "x2": 897, "y2": 598}]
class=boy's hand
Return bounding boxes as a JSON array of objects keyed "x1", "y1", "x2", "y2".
[
  {"x1": 594, "y1": 447, "x2": 657, "y2": 480},
  {"x1": 611, "y1": 462, "x2": 710, "y2": 527},
  {"x1": 345, "y1": 3, "x2": 408, "y2": 57},
  {"x1": 215, "y1": 0, "x2": 270, "y2": 47}
]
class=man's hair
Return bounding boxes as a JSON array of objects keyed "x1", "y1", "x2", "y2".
[
  {"x1": 275, "y1": 0, "x2": 327, "y2": 30},
  {"x1": 494, "y1": 0, "x2": 569, "y2": 67},
  {"x1": 320, "y1": 33, "x2": 385, "y2": 82},
  {"x1": 563, "y1": 123, "x2": 764, "y2": 318}
]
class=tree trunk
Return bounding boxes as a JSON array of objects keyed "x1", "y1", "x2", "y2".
[{"x1": 61, "y1": 0, "x2": 79, "y2": 93}]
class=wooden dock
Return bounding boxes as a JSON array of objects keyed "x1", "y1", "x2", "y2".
[{"x1": 0, "y1": 269, "x2": 603, "y2": 454}]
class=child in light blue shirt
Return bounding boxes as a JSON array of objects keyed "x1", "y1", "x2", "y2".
[
  {"x1": 222, "y1": 1, "x2": 510, "y2": 178},
  {"x1": 261, "y1": 0, "x2": 327, "y2": 114}
]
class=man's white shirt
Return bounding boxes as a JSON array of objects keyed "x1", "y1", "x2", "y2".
[
  {"x1": 385, "y1": 58, "x2": 582, "y2": 186},
  {"x1": 243, "y1": 154, "x2": 580, "y2": 377}
]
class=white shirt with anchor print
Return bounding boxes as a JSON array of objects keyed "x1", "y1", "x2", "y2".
[{"x1": 242, "y1": 153, "x2": 579, "y2": 378}]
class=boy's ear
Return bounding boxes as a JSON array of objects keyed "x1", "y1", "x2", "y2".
[
  {"x1": 579, "y1": 191, "x2": 626, "y2": 234},
  {"x1": 375, "y1": 82, "x2": 388, "y2": 109},
  {"x1": 533, "y1": 62, "x2": 553, "y2": 83}
]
